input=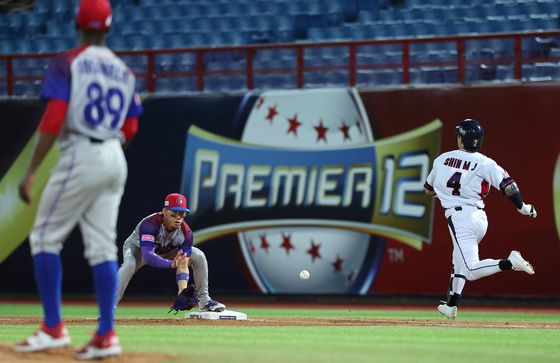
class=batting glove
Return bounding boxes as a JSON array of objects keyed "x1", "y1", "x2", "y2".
[{"x1": 518, "y1": 203, "x2": 537, "y2": 218}]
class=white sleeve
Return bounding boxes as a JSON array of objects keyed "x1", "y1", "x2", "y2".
[
  {"x1": 424, "y1": 157, "x2": 438, "y2": 191},
  {"x1": 477, "y1": 157, "x2": 509, "y2": 190}
]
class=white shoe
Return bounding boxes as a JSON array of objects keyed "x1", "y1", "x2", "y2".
[
  {"x1": 14, "y1": 323, "x2": 71, "y2": 352},
  {"x1": 437, "y1": 304, "x2": 457, "y2": 319},
  {"x1": 75, "y1": 330, "x2": 121, "y2": 360},
  {"x1": 508, "y1": 250, "x2": 535, "y2": 275}
]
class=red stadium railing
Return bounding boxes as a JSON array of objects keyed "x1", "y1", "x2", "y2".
[{"x1": 1, "y1": 30, "x2": 560, "y2": 95}]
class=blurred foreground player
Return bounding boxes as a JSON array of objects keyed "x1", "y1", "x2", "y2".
[{"x1": 15, "y1": 0, "x2": 142, "y2": 359}]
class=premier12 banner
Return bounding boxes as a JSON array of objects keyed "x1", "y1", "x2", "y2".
[
  {"x1": 180, "y1": 88, "x2": 442, "y2": 294},
  {"x1": 182, "y1": 121, "x2": 441, "y2": 249}
]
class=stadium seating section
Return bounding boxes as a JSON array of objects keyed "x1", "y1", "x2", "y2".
[{"x1": 0, "y1": 0, "x2": 559, "y2": 95}]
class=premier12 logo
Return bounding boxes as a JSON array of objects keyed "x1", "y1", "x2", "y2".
[{"x1": 181, "y1": 120, "x2": 442, "y2": 250}]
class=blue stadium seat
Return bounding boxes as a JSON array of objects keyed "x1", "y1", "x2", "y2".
[
  {"x1": 358, "y1": 10, "x2": 377, "y2": 24},
  {"x1": 46, "y1": 21, "x2": 72, "y2": 37},
  {"x1": 256, "y1": 1, "x2": 281, "y2": 16},
  {"x1": 304, "y1": 72, "x2": 328, "y2": 88},
  {"x1": 135, "y1": 79, "x2": 148, "y2": 93},
  {"x1": 33, "y1": 1, "x2": 51, "y2": 16},
  {"x1": 14, "y1": 81, "x2": 41, "y2": 96},
  {"x1": 535, "y1": 62, "x2": 560, "y2": 80},
  {"x1": 205, "y1": 75, "x2": 226, "y2": 92},
  {"x1": 522, "y1": 64, "x2": 536, "y2": 81},
  {"x1": 308, "y1": 27, "x2": 329, "y2": 40},
  {"x1": 324, "y1": 71, "x2": 348, "y2": 86},
  {"x1": 224, "y1": 75, "x2": 247, "y2": 91},
  {"x1": 164, "y1": 32, "x2": 186, "y2": 49},
  {"x1": 495, "y1": 65, "x2": 514, "y2": 82}
]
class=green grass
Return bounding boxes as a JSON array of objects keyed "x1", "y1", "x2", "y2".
[{"x1": 0, "y1": 303, "x2": 558, "y2": 363}]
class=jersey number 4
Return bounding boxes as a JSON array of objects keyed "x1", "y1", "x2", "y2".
[
  {"x1": 446, "y1": 172, "x2": 462, "y2": 195},
  {"x1": 84, "y1": 82, "x2": 125, "y2": 130}
]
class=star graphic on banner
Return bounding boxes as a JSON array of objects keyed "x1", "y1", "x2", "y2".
[
  {"x1": 331, "y1": 256, "x2": 344, "y2": 272},
  {"x1": 355, "y1": 119, "x2": 363, "y2": 134},
  {"x1": 306, "y1": 240, "x2": 322, "y2": 263},
  {"x1": 280, "y1": 233, "x2": 295, "y2": 255},
  {"x1": 256, "y1": 97, "x2": 265, "y2": 109},
  {"x1": 287, "y1": 114, "x2": 302, "y2": 136},
  {"x1": 265, "y1": 105, "x2": 278, "y2": 123},
  {"x1": 339, "y1": 121, "x2": 351, "y2": 141},
  {"x1": 259, "y1": 234, "x2": 270, "y2": 253},
  {"x1": 314, "y1": 120, "x2": 328, "y2": 143}
]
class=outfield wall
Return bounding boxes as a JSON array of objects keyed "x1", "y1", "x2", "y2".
[{"x1": 0, "y1": 84, "x2": 558, "y2": 299}]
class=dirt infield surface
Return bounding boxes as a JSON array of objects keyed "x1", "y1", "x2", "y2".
[{"x1": 1, "y1": 316, "x2": 559, "y2": 329}]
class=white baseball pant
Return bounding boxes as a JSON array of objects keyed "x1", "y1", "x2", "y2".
[
  {"x1": 30, "y1": 139, "x2": 127, "y2": 266},
  {"x1": 445, "y1": 206, "x2": 502, "y2": 295}
]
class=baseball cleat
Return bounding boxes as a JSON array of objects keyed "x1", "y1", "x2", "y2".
[
  {"x1": 437, "y1": 304, "x2": 457, "y2": 320},
  {"x1": 200, "y1": 300, "x2": 226, "y2": 312},
  {"x1": 14, "y1": 322, "x2": 71, "y2": 352},
  {"x1": 75, "y1": 330, "x2": 121, "y2": 360},
  {"x1": 508, "y1": 250, "x2": 534, "y2": 275}
]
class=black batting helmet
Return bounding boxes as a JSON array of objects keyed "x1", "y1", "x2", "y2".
[{"x1": 456, "y1": 119, "x2": 484, "y2": 151}]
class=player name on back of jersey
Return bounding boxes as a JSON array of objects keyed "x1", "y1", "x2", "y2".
[
  {"x1": 77, "y1": 58, "x2": 130, "y2": 85},
  {"x1": 443, "y1": 157, "x2": 477, "y2": 171}
]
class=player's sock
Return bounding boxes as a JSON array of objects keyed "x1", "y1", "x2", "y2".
[
  {"x1": 447, "y1": 293, "x2": 461, "y2": 307},
  {"x1": 499, "y1": 259, "x2": 513, "y2": 270},
  {"x1": 33, "y1": 252, "x2": 63, "y2": 328},
  {"x1": 92, "y1": 261, "x2": 118, "y2": 336}
]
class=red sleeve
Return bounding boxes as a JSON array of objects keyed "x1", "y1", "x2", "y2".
[
  {"x1": 121, "y1": 117, "x2": 138, "y2": 141},
  {"x1": 38, "y1": 99, "x2": 68, "y2": 135}
]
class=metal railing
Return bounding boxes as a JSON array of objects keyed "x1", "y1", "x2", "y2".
[{"x1": 1, "y1": 30, "x2": 559, "y2": 95}]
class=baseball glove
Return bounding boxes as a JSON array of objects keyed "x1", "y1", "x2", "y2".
[{"x1": 168, "y1": 284, "x2": 199, "y2": 315}]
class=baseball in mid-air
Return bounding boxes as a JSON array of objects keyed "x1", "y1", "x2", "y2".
[{"x1": 299, "y1": 270, "x2": 310, "y2": 280}]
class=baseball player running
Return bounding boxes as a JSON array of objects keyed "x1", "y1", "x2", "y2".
[
  {"x1": 15, "y1": 0, "x2": 142, "y2": 359},
  {"x1": 116, "y1": 193, "x2": 226, "y2": 313},
  {"x1": 424, "y1": 119, "x2": 537, "y2": 319}
]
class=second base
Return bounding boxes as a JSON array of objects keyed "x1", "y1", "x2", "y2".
[{"x1": 184, "y1": 309, "x2": 247, "y2": 320}]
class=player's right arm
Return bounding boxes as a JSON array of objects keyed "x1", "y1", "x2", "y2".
[
  {"x1": 19, "y1": 53, "x2": 71, "y2": 204},
  {"x1": 423, "y1": 159, "x2": 437, "y2": 196},
  {"x1": 138, "y1": 219, "x2": 186, "y2": 268}
]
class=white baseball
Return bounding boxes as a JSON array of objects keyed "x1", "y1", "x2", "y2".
[{"x1": 299, "y1": 270, "x2": 310, "y2": 280}]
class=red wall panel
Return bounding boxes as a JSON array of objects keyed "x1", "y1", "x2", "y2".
[{"x1": 360, "y1": 83, "x2": 560, "y2": 297}]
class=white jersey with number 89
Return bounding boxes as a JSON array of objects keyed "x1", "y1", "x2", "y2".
[
  {"x1": 41, "y1": 45, "x2": 141, "y2": 149},
  {"x1": 425, "y1": 149, "x2": 511, "y2": 209}
]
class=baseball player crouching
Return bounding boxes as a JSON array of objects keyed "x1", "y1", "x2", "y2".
[
  {"x1": 424, "y1": 119, "x2": 537, "y2": 319},
  {"x1": 115, "y1": 193, "x2": 226, "y2": 314}
]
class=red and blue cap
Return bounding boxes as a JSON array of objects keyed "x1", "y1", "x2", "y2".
[
  {"x1": 76, "y1": 0, "x2": 112, "y2": 32},
  {"x1": 164, "y1": 193, "x2": 190, "y2": 212}
]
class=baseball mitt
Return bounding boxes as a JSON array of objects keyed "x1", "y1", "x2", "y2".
[{"x1": 168, "y1": 284, "x2": 199, "y2": 314}]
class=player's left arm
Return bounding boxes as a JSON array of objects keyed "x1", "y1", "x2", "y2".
[{"x1": 483, "y1": 160, "x2": 537, "y2": 218}]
